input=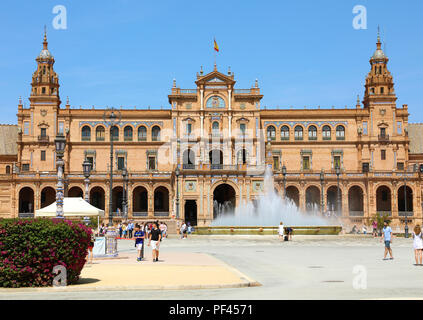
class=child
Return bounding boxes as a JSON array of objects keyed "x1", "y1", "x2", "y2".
[
  {"x1": 134, "y1": 224, "x2": 145, "y2": 261},
  {"x1": 278, "y1": 222, "x2": 284, "y2": 241}
]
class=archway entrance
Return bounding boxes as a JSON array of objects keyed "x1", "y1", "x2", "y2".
[
  {"x1": 68, "y1": 186, "x2": 83, "y2": 198},
  {"x1": 398, "y1": 185, "x2": 413, "y2": 216},
  {"x1": 348, "y1": 186, "x2": 364, "y2": 216},
  {"x1": 376, "y1": 186, "x2": 391, "y2": 215},
  {"x1": 112, "y1": 186, "x2": 124, "y2": 215},
  {"x1": 285, "y1": 186, "x2": 299, "y2": 207},
  {"x1": 185, "y1": 200, "x2": 197, "y2": 226},
  {"x1": 154, "y1": 186, "x2": 169, "y2": 216},
  {"x1": 19, "y1": 187, "x2": 34, "y2": 215},
  {"x1": 133, "y1": 186, "x2": 148, "y2": 216},
  {"x1": 41, "y1": 187, "x2": 55, "y2": 208},
  {"x1": 90, "y1": 186, "x2": 105, "y2": 210},
  {"x1": 327, "y1": 186, "x2": 342, "y2": 215},
  {"x1": 213, "y1": 183, "x2": 236, "y2": 219},
  {"x1": 305, "y1": 186, "x2": 320, "y2": 212}
]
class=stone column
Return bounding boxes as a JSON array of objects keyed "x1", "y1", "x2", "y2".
[
  {"x1": 148, "y1": 190, "x2": 154, "y2": 218},
  {"x1": 127, "y1": 182, "x2": 133, "y2": 219}
]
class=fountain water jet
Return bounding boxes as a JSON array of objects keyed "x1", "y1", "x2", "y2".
[{"x1": 210, "y1": 167, "x2": 340, "y2": 227}]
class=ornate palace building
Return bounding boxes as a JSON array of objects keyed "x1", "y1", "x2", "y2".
[{"x1": 0, "y1": 31, "x2": 422, "y2": 229}]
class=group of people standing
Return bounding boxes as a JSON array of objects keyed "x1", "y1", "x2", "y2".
[
  {"x1": 278, "y1": 222, "x2": 293, "y2": 241},
  {"x1": 382, "y1": 221, "x2": 423, "y2": 265},
  {"x1": 133, "y1": 221, "x2": 166, "y2": 262},
  {"x1": 178, "y1": 221, "x2": 193, "y2": 239},
  {"x1": 117, "y1": 221, "x2": 135, "y2": 239}
]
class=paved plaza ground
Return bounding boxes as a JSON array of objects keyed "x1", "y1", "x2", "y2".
[{"x1": 2, "y1": 234, "x2": 423, "y2": 300}]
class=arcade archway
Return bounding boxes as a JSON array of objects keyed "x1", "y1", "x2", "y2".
[
  {"x1": 285, "y1": 186, "x2": 299, "y2": 207},
  {"x1": 19, "y1": 187, "x2": 34, "y2": 214},
  {"x1": 41, "y1": 187, "x2": 56, "y2": 208},
  {"x1": 68, "y1": 186, "x2": 83, "y2": 198},
  {"x1": 305, "y1": 186, "x2": 320, "y2": 211},
  {"x1": 90, "y1": 186, "x2": 105, "y2": 210},
  {"x1": 213, "y1": 183, "x2": 236, "y2": 219},
  {"x1": 185, "y1": 200, "x2": 197, "y2": 226}
]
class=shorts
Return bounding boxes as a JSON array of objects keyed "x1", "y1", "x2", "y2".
[
  {"x1": 151, "y1": 240, "x2": 160, "y2": 250},
  {"x1": 136, "y1": 243, "x2": 143, "y2": 250},
  {"x1": 385, "y1": 241, "x2": 391, "y2": 248}
]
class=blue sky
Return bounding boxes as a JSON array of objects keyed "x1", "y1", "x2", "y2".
[{"x1": 0, "y1": 0, "x2": 422, "y2": 124}]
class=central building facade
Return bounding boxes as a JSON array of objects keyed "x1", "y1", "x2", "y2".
[{"x1": 1, "y1": 31, "x2": 422, "y2": 230}]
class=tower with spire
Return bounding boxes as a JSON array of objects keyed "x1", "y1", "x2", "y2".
[
  {"x1": 363, "y1": 27, "x2": 396, "y2": 108},
  {"x1": 29, "y1": 27, "x2": 60, "y2": 105}
]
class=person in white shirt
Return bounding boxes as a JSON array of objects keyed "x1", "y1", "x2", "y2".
[
  {"x1": 278, "y1": 221, "x2": 285, "y2": 241},
  {"x1": 180, "y1": 222, "x2": 187, "y2": 239},
  {"x1": 412, "y1": 224, "x2": 423, "y2": 265}
]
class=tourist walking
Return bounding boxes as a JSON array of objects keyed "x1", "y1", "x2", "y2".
[
  {"x1": 87, "y1": 229, "x2": 96, "y2": 264},
  {"x1": 180, "y1": 221, "x2": 187, "y2": 239},
  {"x1": 122, "y1": 223, "x2": 127, "y2": 239},
  {"x1": 412, "y1": 225, "x2": 423, "y2": 265},
  {"x1": 118, "y1": 223, "x2": 122, "y2": 238},
  {"x1": 278, "y1": 221, "x2": 284, "y2": 241},
  {"x1": 148, "y1": 222, "x2": 162, "y2": 262},
  {"x1": 159, "y1": 222, "x2": 166, "y2": 238},
  {"x1": 187, "y1": 222, "x2": 192, "y2": 235},
  {"x1": 128, "y1": 221, "x2": 134, "y2": 239},
  {"x1": 372, "y1": 220, "x2": 378, "y2": 237},
  {"x1": 134, "y1": 224, "x2": 145, "y2": 261},
  {"x1": 381, "y1": 221, "x2": 394, "y2": 260}
]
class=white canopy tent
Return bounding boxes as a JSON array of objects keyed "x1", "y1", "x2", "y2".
[{"x1": 35, "y1": 197, "x2": 105, "y2": 217}]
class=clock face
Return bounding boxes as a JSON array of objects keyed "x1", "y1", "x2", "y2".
[{"x1": 206, "y1": 96, "x2": 225, "y2": 109}]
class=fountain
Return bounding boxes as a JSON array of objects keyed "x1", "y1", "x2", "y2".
[{"x1": 195, "y1": 167, "x2": 342, "y2": 235}]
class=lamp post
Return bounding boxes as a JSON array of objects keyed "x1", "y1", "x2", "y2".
[
  {"x1": 103, "y1": 108, "x2": 120, "y2": 227},
  {"x1": 282, "y1": 165, "x2": 287, "y2": 199},
  {"x1": 320, "y1": 169, "x2": 325, "y2": 215},
  {"x1": 122, "y1": 167, "x2": 129, "y2": 219},
  {"x1": 54, "y1": 134, "x2": 66, "y2": 218},
  {"x1": 404, "y1": 170, "x2": 409, "y2": 238},
  {"x1": 82, "y1": 159, "x2": 92, "y2": 203},
  {"x1": 336, "y1": 166, "x2": 341, "y2": 217},
  {"x1": 175, "y1": 166, "x2": 180, "y2": 219}
]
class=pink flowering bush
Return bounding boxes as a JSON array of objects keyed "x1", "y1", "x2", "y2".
[{"x1": 0, "y1": 218, "x2": 92, "y2": 288}]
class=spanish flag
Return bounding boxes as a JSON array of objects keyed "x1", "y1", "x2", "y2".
[{"x1": 214, "y1": 38, "x2": 219, "y2": 52}]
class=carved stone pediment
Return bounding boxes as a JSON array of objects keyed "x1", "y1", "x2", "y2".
[{"x1": 37, "y1": 121, "x2": 49, "y2": 128}]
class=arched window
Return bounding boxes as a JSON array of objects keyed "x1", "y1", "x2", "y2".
[
  {"x1": 152, "y1": 126, "x2": 161, "y2": 141},
  {"x1": 212, "y1": 122, "x2": 220, "y2": 136},
  {"x1": 5, "y1": 166, "x2": 10, "y2": 174},
  {"x1": 138, "y1": 126, "x2": 147, "y2": 141},
  {"x1": 183, "y1": 149, "x2": 195, "y2": 169},
  {"x1": 294, "y1": 126, "x2": 303, "y2": 140},
  {"x1": 110, "y1": 126, "x2": 119, "y2": 141},
  {"x1": 308, "y1": 125, "x2": 317, "y2": 140},
  {"x1": 267, "y1": 125, "x2": 276, "y2": 141},
  {"x1": 124, "y1": 126, "x2": 133, "y2": 141},
  {"x1": 96, "y1": 126, "x2": 105, "y2": 141},
  {"x1": 336, "y1": 125, "x2": 345, "y2": 140},
  {"x1": 237, "y1": 149, "x2": 247, "y2": 165},
  {"x1": 281, "y1": 126, "x2": 289, "y2": 140},
  {"x1": 322, "y1": 125, "x2": 331, "y2": 140},
  {"x1": 81, "y1": 126, "x2": 91, "y2": 141}
]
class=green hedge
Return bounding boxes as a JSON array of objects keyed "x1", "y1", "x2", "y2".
[{"x1": 0, "y1": 218, "x2": 92, "y2": 288}]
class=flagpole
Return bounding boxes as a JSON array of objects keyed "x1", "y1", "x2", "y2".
[{"x1": 214, "y1": 37, "x2": 216, "y2": 69}]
